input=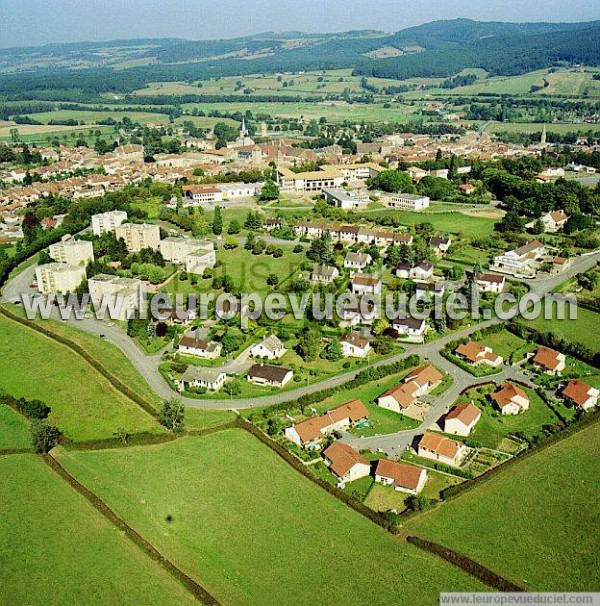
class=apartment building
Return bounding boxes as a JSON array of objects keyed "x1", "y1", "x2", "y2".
[
  {"x1": 160, "y1": 238, "x2": 215, "y2": 265},
  {"x1": 49, "y1": 236, "x2": 94, "y2": 266},
  {"x1": 278, "y1": 167, "x2": 344, "y2": 192},
  {"x1": 87, "y1": 274, "x2": 142, "y2": 321},
  {"x1": 91, "y1": 210, "x2": 128, "y2": 236},
  {"x1": 35, "y1": 263, "x2": 86, "y2": 294},
  {"x1": 386, "y1": 193, "x2": 430, "y2": 211},
  {"x1": 114, "y1": 223, "x2": 161, "y2": 253}
]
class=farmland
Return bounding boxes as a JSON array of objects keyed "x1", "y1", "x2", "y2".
[
  {"x1": 54, "y1": 430, "x2": 487, "y2": 605},
  {"x1": 0, "y1": 314, "x2": 163, "y2": 441},
  {"x1": 406, "y1": 422, "x2": 600, "y2": 591},
  {"x1": 0, "y1": 404, "x2": 31, "y2": 449},
  {"x1": 0, "y1": 455, "x2": 197, "y2": 606}
]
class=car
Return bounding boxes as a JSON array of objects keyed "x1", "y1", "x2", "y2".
[
  {"x1": 13, "y1": 300, "x2": 22, "y2": 305},
  {"x1": 99, "y1": 334, "x2": 106, "y2": 339},
  {"x1": 106, "y1": 322, "x2": 114, "y2": 327},
  {"x1": 29, "y1": 284, "x2": 37, "y2": 289}
]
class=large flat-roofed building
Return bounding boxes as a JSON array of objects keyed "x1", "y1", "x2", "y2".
[
  {"x1": 386, "y1": 193, "x2": 430, "y2": 211},
  {"x1": 36, "y1": 263, "x2": 86, "y2": 294},
  {"x1": 49, "y1": 236, "x2": 94, "y2": 266},
  {"x1": 322, "y1": 188, "x2": 370, "y2": 210},
  {"x1": 185, "y1": 246, "x2": 217, "y2": 275},
  {"x1": 91, "y1": 210, "x2": 128, "y2": 236},
  {"x1": 87, "y1": 274, "x2": 142, "y2": 321},
  {"x1": 160, "y1": 238, "x2": 215, "y2": 265},
  {"x1": 219, "y1": 183, "x2": 260, "y2": 199},
  {"x1": 182, "y1": 185, "x2": 224, "y2": 205},
  {"x1": 114, "y1": 223, "x2": 160, "y2": 253},
  {"x1": 278, "y1": 167, "x2": 344, "y2": 192}
]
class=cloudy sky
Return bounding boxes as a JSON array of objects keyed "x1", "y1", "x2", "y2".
[{"x1": 0, "y1": 0, "x2": 598, "y2": 48}]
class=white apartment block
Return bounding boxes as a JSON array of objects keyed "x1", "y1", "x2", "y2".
[
  {"x1": 387, "y1": 193, "x2": 430, "y2": 211},
  {"x1": 91, "y1": 210, "x2": 128, "y2": 236},
  {"x1": 36, "y1": 263, "x2": 86, "y2": 294},
  {"x1": 49, "y1": 237, "x2": 94, "y2": 266},
  {"x1": 114, "y1": 223, "x2": 161, "y2": 253},
  {"x1": 185, "y1": 247, "x2": 217, "y2": 275},
  {"x1": 278, "y1": 167, "x2": 344, "y2": 192},
  {"x1": 87, "y1": 274, "x2": 142, "y2": 321},
  {"x1": 160, "y1": 238, "x2": 215, "y2": 265}
]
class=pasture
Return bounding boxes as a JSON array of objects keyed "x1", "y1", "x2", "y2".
[
  {"x1": 54, "y1": 430, "x2": 486, "y2": 605},
  {"x1": 0, "y1": 455, "x2": 197, "y2": 605},
  {"x1": 0, "y1": 404, "x2": 31, "y2": 449},
  {"x1": 406, "y1": 422, "x2": 600, "y2": 591}
]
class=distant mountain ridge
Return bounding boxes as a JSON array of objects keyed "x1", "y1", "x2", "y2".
[{"x1": 0, "y1": 19, "x2": 599, "y2": 93}]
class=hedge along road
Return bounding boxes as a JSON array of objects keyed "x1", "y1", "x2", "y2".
[{"x1": 2, "y1": 250, "x2": 599, "y2": 411}]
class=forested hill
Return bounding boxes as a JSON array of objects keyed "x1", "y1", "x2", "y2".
[{"x1": 0, "y1": 19, "x2": 599, "y2": 96}]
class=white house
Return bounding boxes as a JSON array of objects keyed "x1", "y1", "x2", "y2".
[
  {"x1": 491, "y1": 383, "x2": 530, "y2": 415},
  {"x1": 492, "y1": 240, "x2": 545, "y2": 277},
  {"x1": 177, "y1": 366, "x2": 226, "y2": 392},
  {"x1": 562, "y1": 380, "x2": 599, "y2": 411},
  {"x1": 311, "y1": 264, "x2": 339, "y2": 284},
  {"x1": 429, "y1": 237, "x2": 452, "y2": 255},
  {"x1": 350, "y1": 274, "x2": 382, "y2": 296},
  {"x1": 455, "y1": 341, "x2": 503, "y2": 367},
  {"x1": 444, "y1": 402, "x2": 482, "y2": 436},
  {"x1": 374, "y1": 459, "x2": 427, "y2": 494},
  {"x1": 475, "y1": 272, "x2": 506, "y2": 294},
  {"x1": 250, "y1": 335, "x2": 287, "y2": 360},
  {"x1": 418, "y1": 432, "x2": 468, "y2": 468},
  {"x1": 340, "y1": 332, "x2": 371, "y2": 358},
  {"x1": 178, "y1": 330, "x2": 222, "y2": 359},
  {"x1": 532, "y1": 347, "x2": 566, "y2": 376},
  {"x1": 247, "y1": 364, "x2": 293, "y2": 388},
  {"x1": 525, "y1": 210, "x2": 568, "y2": 233},
  {"x1": 392, "y1": 316, "x2": 427, "y2": 342},
  {"x1": 344, "y1": 252, "x2": 372, "y2": 271}
]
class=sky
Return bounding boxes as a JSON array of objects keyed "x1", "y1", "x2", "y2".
[{"x1": 0, "y1": 0, "x2": 598, "y2": 48}]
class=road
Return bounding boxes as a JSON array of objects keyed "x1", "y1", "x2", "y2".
[{"x1": 2, "y1": 250, "x2": 598, "y2": 413}]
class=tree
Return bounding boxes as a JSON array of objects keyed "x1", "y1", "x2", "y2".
[
  {"x1": 373, "y1": 335, "x2": 395, "y2": 355},
  {"x1": 223, "y1": 380, "x2": 242, "y2": 396},
  {"x1": 259, "y1": 179, "x2": 280, "y2": 201},
  {"x1": 531, "y1": 218, "x2": 545, "y2": 235},
  {"x1": 296, "y1": 326, "x2": 322, "y2": 362},
  {"x1": 227, "y1": 219, "x2": 241, "y2": 234},
  {"x1": 30, "y1": 420, "x2": 61, "y2": 454},
  {"x1": 159, "y1": 398, "x2": 185, "y2": 433},
  {"x1": 496, "y1": 210, "x2": 523, "y2": 233},
  {"x1": 368, "y1": 170, "x2": 412, "y2": 193},
  {"x1": 306, "y1": 231, "x2": 334, "y2": 264},
  {"x1": 266, "y1": 274, "x2": 279, "y2": 287},
  {"x1": 223, "y1": 236, "x2": 239, "y2": 249},
  {"x1": 212, "y1": 206, "x2": 223, "y2": 235},
  {"x1": 323, "y1": 339, "x2": 344, "y2": 361},
  {"x1": 244, "y1": 231, "x2": 256, "y2": 250}
]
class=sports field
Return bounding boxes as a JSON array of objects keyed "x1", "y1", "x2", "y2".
[
  {"x1": 54, "y1": 430, "x2": 486, "y2": 605},
  {"x1": 0, "y1": 455, "x2": 197, "y2": 605},
  {"x1": 406, "y1": 422, "x2": 600, "y2": 591}
]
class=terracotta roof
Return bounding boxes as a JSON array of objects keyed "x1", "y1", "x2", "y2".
[
  {"x1": 405, "y1": 364, "x2": 444, "y2": 388},
  {"x1": 562, "y1": 380, "x2": 596, "y2": 407},
  {"x1": 322, "y1": 442, "x2": 368, "y2": 478},
  {"x1": 292, "y1": 400, "x2": 369, "y2": 443},
  {"x1": 446, "y1": 402, "x2": 481, "y2": 426},
  {"x1": 455, "y1": 341, "x2": 485, "y2": 363},
  {"x1": 419, "y1": 432, "x2": 462, "y2": 459},
  {"x1": 375, "y1": 459, "x2": 425, "y2": 491},
  {"x1": 491, "y1": 383, "x2": 529, "y2": 409},
  {"x1": 533, "y1": 347, "x2": 564, "y2": 371}
]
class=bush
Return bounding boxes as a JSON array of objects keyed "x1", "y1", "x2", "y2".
[
  {"x1": 30, "y1": 420, "x2": 61, "y2": 453},
  {"x1": 1, "y1": 394, "x2": 50, "y2": 419}
]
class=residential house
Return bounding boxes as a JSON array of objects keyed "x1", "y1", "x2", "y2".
[
  {"x1": 322, "y1": 442, "x2": 371, "y2": 487},
  {"x1": 415, "y1": 282, "x2": 445, "y2": 299},
  {"x1": 340, "y1": 332, "x2": 371, "y2": 358},
  {"x1": 339, "y1": 302, "x2": 377, "y2": 326},
  {"x1": 177, "y1": 366, "x2": 226, "y2": 392},
  {"x1": 552, "y1": 256, "x2": 571, "y2": 273},
  {"x1": 490, "y1": 383, "x2": 529, "y2": 415},
  {"x1": 429, "y1": 236, "x2": 452, "y2": 255},
  {"x1": 376, "y1": 364, "x2": 443, "y2": 417},
  {"x1": 458, "y1": 183, "x2": 476, "y2": 195},
  {"x1": 350, "y1": 274, "x2": 382, "y2": 296},
  {"x1": 284, "y1": 400, "x2": 369, "y2": 449},
  {"x1": 492, "y1": 240, "x2": 545, "y2": 277},
  {"x1": 455, "y1": 341, "x2": 503, "y2": 367},
  {"x1": 311, "y1": 264, "x2": 339, "y2": 284},
  {"x1": 178, "y1": 329, "x2": 222, "y2": 359},
  {"x1": 525, "y1": 210, "x2": 568, "y2": 233},
  {"x1": 394, "y1": 260, "x2": 434, "y2": 281},
  {"x1": 247, "y1": 364, "x2": 293, "y2": 388},
  {"x1": 532, "y1": 347, "x2": 566, "y2": 376},
  {"x1": 475, "y1": 272, "x2": 506, "y2": 294},
  {"x1": 250, "y1": 335, "x2": 287, "y2": 360},
  {"x1": 444, "y1": 403, "x2": 481, "y2": 436},
  {"x1": 344, "y1": 252, "x2": 372, "y2": 271},
  {"x1": 418, "y1": 432, "x2": 468, "y2": 468},
  {"x1": 374, "y1": 460, "x2": 427, "y2": 494},
  {"x1": 562, "y1": 379, "x2": 599, "y2": 411},
  {"x1": 392, "y1": 315, "x2": 427, "y2": 342}
]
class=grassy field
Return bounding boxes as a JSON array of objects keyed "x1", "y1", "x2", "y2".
[
  {"x1": 54, "y1": 430, "x2": 486, "y2": 605},
  {"x1": 0, "y1": 314, "x2": 163, "y2": 441},
  {"x1": 0, "y1": 404, "x2": 31, "y2": 449},
  {"x1": 0, "y1": 455, "x2": 197, "y2": 605},
  {"x1": 520, "y1": 303, "x2": 600, "y2": 353},
  {"x1": 406, "y1": 422, "x2": 600, "y2": 591}
]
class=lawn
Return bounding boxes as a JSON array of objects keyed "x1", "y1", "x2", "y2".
[
  {"x1": 54, "y1": 430, "x2": 485, "y2": 605},
  {"x1": 405, "y1": 422, "x2": 600, "y2": 591},
  {"x1": 520, "y1": 303, "x2": 600, "y2": 353},
  {"x1": 0, "y1": 314, "x2": 163, "y2": 442},
  {"x1": 478, "y1": 330, "x2": 530, "y2": 361},
  {"x1": 0, "y1": 404, "x2": 31, "y2": 450},
  {"x1": 0, "y1": 455, "x2": 197, "y2": 605}
]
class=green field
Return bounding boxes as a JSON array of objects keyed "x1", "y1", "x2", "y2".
[
  {"x1": 520, "y1": 304, "x2": 600, "y2": 353},
  {"x1": 54, "y1": 430, "x2": 486, "y2": 605},
  {"x1": 0, "y1": 314, "x2": 163, "y2": 441},
  {"x1": 0, "y1": 405, "x2": 31, "y2": 450},
  {"x1": 0, "y1": 455, "x2": 197, "y2": 605},
  {"x1": 406, "y1": 422, "x2": 600, "y2": 591}
]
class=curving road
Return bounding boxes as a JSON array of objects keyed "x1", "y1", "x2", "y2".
[{"x1": 2, "y1": 250, "x2": 599, "y2": 412}]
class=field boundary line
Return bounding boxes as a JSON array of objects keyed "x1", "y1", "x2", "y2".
[
  {"x1": 406, "y1": 535, "x2": 525, "y2": 592},
  {"x1": 43, "y1": 453, "x2": 220, "y2": 606},
  {"x1": 0, "y1": 306, "x2": 160, "y2": 419}
]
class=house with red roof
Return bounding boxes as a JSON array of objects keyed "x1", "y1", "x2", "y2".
[
  {"x1": 490, "y1": 383, "x2": 530, "y2": 415},
  {"x1": 455, "y1": 341, "x2": 503, "y2": 368},
  {"x1": 562, "y1": 380, "x2": 599, "y2": 411},
  {"x1": 418, "y1": 432, "x2": 468, "y2": 467},
  {"x1": 532, "y1": 347, "x2": 566, "y2": 376},
  {"x1": 374, "y1": 460, "x2": 427, "y2": 494},
  {"x1": 322, "y1": 442, "x2": 371, "y2": 487},
  {"x1": 444, "y1": 402, "x2": 481, "y2": 436}
]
